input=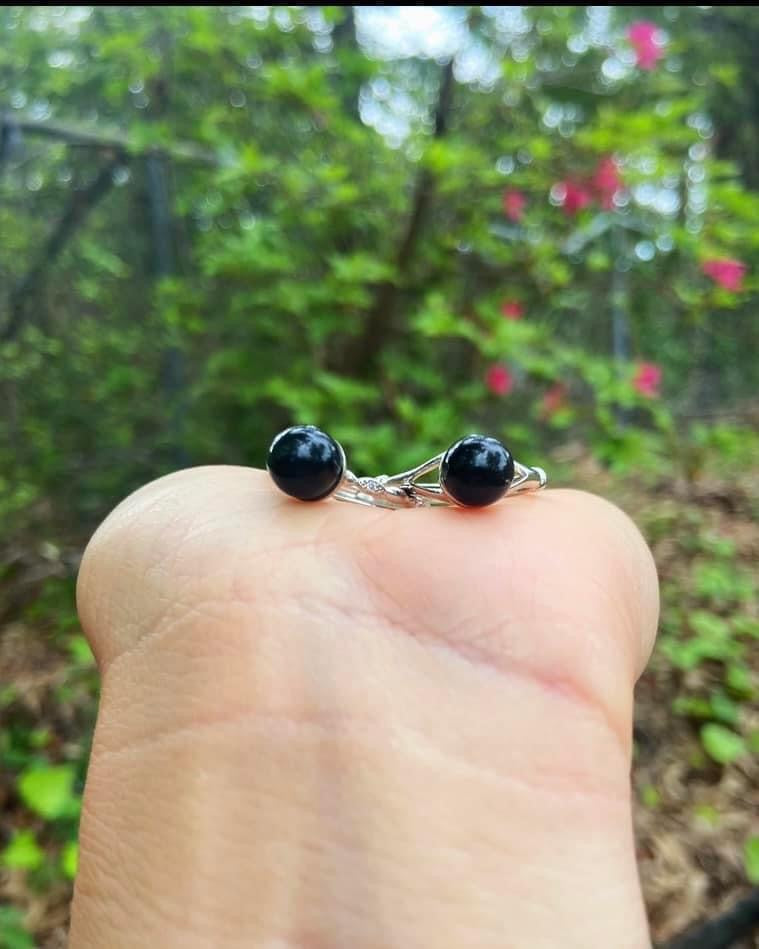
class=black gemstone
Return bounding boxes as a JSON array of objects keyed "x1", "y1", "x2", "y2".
[
  {"x1": 267, "y1": 426, "x2": 345, "y2": 501},
  {"x1": 440, "y1": 435, "x2": 515, "y2": 507}
]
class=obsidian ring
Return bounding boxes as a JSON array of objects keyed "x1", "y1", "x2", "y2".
[{"x1": 266, "y1": 425, "x2": 547, "y2": 510}]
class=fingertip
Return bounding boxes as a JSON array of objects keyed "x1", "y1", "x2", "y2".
[
  {"x1": 76, "y1": 466, "x2": 273, "y2": 667},
  {"x1": 548, "y1": 489, "x2": 659, "y2": 677}
]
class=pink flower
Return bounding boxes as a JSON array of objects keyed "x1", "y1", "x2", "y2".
[
  {"x1": 502, "y1": 188, "x2": 526, "y2": 222},
  {"x1": 555, "y1": 180, "x2": 592, "y2": 216},
  {"x1": 501, "y1": 300, "x2": 524, "y2": 321},
  {"x1": 701, "y1": 258, "x2": 747, "y2": 292},
  {"x1": 633, "y1": 362, "x2": 662, "y2": 398},
  {"x1": 541, "y1": 383, "x2": 567, "y2": 418},
  {"x1": 627, "y1": 21, "x2": 664, "y2": 71},
  {"x1": 592, "y1": 156, "x2": 623, "y2": 210},
  {"x1": 486, "y1": 364, "x2": 514, "y2": 396}
]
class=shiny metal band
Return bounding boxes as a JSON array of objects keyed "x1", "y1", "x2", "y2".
[{"x1": 333, "y1": 451, "x2": 547, "y2": 510}]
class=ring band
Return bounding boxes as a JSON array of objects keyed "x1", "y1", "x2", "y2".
[{"x1": 267, "y1": 426, "x2": 547, "y2": 510}]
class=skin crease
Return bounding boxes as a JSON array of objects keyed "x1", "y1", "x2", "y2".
[{"x1": 70, "y1": 467, "x2": 659, "y2": 949}]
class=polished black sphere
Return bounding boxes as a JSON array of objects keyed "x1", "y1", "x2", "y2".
[
  {"x1": 440, "y1": 435, "x2": 514, "y2": 507},
  {"x1": 267, "y1": 426, "x2": 345, "y2": 501}
]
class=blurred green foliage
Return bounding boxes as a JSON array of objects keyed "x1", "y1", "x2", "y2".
[
  {"x1": 746, "y1": 837, "x2": 759, "y2": 885},
  {"x1": 653, "y1": 499, "x2": 759, "y2": 768},
  {"x1": 2, "y1": 6, "x2": 759, "y2": 942},
  {"x1": 1, "y1": 6, "x2": 759, "y2": 531},
  {"x1": 0, "y1": 906, "x2": 34, "y2": 949}
]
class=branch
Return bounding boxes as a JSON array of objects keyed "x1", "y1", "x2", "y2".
[
  {"x1": 11, "y1": 115, "x2": 219, "y2": 166},
  {"x1": 395, "y1": 58, "x2": 455, "y2": 267},
  {"x1": 343, "y1": 59, "x2": 455, "y2": 377},
  {"x1": 2, "y1": 155, "x2": 123, "y2": 341},
  {"x1": 0, "y1": 116, "x2": 23, "y2": 172},
  {"x1": 332, "y1": 7, "x2": 362, "y2": 121}
]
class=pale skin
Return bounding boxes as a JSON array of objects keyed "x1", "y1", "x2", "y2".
[{"x1": 70, "y1": 467, "x2": 659, "y2": 948}]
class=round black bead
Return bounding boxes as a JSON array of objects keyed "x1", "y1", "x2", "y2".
[
  {"x1": 440, "y1": 435, "x2": 515, "y2": 507},
  {"x1": 267, "y1": 426, "x2": 345, "y2": 501}
]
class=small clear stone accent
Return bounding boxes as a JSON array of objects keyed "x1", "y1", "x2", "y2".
[{"x1": 359, "y1": 478, "x2": 384, "y2": 493}]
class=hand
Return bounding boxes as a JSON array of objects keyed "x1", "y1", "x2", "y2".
[{"x1": 70, "y1": 467, "x2": 659, "y2": 948}]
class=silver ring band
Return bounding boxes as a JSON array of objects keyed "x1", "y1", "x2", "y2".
[{"x1": 334, "y1": 453, "x2": 547, "y2": 510}]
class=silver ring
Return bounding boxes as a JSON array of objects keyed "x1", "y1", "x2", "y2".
[{"x1": 266, "y1": 426, "x2": 547, "y2": 510}]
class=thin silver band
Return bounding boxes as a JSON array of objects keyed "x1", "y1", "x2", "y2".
[{"x1": 332, "y1": 451, "x2": 547, "y2": 510}]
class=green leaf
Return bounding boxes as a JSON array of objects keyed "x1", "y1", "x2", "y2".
[
  {"x1": 700, "y1": 724, "x2": 747, "y2": 765},
  {"x1": 689, "y1": 610, "x2": 730, "y2": 640},
  {"x1": 29, "y1": 728, "x2": 51, "y2": 750},
  {"x1": 672, "y1": 695, "x2": 712, "y2": 719},
  {"x1": 0, "y1": 907, "x2": 34, "y2": 949},
  {"x1": 61, "y1": 840, "x2": 79, "y2": 880},
  {"x1": 17, "y1": 764, "x2": 76, "y2": 820},
  {"x1": 0, "y1": 684, "x2": 17, "y2": 708},
  {"x1": 328, "y1": 251, "x2": 394, "y2": 285},
  {"x1": 709, "y1": 691, "x2": 739, "y2": 726},
  {"x1": 734, "y1": 616, "x2": 759, "y2": 638},
  {"x1": 699, "y1": 534, "x2": 736, "y2": 559},
  {"x1": 79, "y1": 240, "x2": 129, "y2": 278},
  {"x1": 745, "y1": 837, "x2": 759, "y2": 884},
  {"x1": 693, "y1": 804, "x2": 720, "y2": 827},
  {"x1": 67, "y1": 635, "x2": 95, "y2": 666},
  {"x1": 1, "y1": 830, "x2": 45, "y2": 871},
  {"x1": 640, "y1": 784, "x2": 660, "y2": 809},
  {"x1": 694, "y1": 563, "x2": 755, "y2": 606},
  {"x1": 726, "y1": 663, "x2": 755, "y2": 699}
]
